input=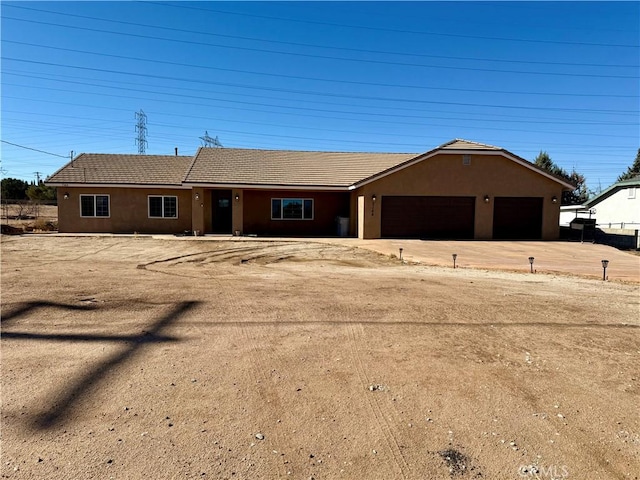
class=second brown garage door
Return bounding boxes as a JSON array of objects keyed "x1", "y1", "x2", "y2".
[
  {"x1": 381, "y1": 196, "x2": 475, "y2": 239},
  {"x1": 493, "y1": 197, "x2": 543, "y2": 239}
]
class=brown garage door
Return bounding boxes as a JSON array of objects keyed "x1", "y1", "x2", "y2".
[
  {"x1": 381, "y1": 196, "x2": 475, "y2": 239},
  {"x1": 493, "y1": 197, "x2": 543, "y2": 239}
]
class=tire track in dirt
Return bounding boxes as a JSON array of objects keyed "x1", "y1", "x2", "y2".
[
  {"x1": 183, "y1": 256, "x2": 285, "y2": 478},
  {"x1": 139, "y1": 242, "x2": 299, "y2": 273},
  {"x1": 197, "y1": 249, "x2": 291, "y2": 478},
  {"x1": 234, "y1": 319, "x2": 289, "y2": 477},
  {"x1": 222, "y1": 242, "x2": 354, "y2": 477},
  {"x1": 137, "y1": 244, "x2": 283, "y2": 278},
  {"x1": 140, "y1": 245, "x2": 266, "y2": 268},
  {"x1": 347, "y1": 322, "x2": 410, "y2": 479}
]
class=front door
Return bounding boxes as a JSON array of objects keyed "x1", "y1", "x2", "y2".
[{"x1": 211, "y1": 190, "x2": 233, "y2": 234}]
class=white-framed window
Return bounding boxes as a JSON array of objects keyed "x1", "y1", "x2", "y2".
[
  {"x1": 628, "y1": 187, "x2": 636, "y2": 199},
  {"x1": 271, "y1": 198, "x2": 314, "y2": 220},
  {"x1": 148, "y1": 195, "x2": 178, "y2": 218},
  {"x1": 80, "y1": 194, "x2": 110, "y2": 217}
]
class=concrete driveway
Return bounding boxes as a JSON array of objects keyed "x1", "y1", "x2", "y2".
[{"x1": 336, "y1": 239, "x2": 640, "y2": 283}]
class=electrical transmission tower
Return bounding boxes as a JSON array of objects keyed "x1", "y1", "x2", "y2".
[
  {"x1": 135, "y1": 110, "x2": 148, "y2": 154},
  {"x1": 199, "y1": 131, "x2": 223, "y2": 148}
]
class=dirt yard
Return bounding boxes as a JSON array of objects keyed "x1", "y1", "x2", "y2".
[{"x1": 1, "y1": 236, "x2": 638, "y2": 479}]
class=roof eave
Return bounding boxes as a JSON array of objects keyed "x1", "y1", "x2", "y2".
[{"x1": 585, "y1": 181, "x2": 640, "y2": 207}]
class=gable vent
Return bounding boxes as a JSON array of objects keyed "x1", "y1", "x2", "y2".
[{"x1": 463, "y1": 154, "x2": 471, "y2": 165}]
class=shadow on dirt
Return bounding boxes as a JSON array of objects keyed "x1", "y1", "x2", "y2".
[
  {"x1": 2, "y1": 300, "x2": 199, "y2": 430},
  {"x1": 0, "y1": 301, "x2": 97, "y2": 326}
]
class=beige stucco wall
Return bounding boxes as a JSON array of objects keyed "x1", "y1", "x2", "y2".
[
  {"x1": 353, "y1": 153, "x2": 564, "y2": 240},
  {"x1": 191, "y1": 187, "x2": 211, "y2": 235},
  {"x1": 57, "y1": 187, "x2": 192, "y2": 234}
]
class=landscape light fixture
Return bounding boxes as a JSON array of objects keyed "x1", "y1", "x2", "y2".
[
  {"x1": 552, "y1": 196, "x2": 558, "y2": 204},
  {"x1": 63, "y1": 192, "x2": 69, "y2": 200},
  {"x1": 484, "y1": 195, "x2": 490, "y2": 203},
  {"x1": 528, "y1": 256, "x2": 535, "y2": 273},
  {"x1": 601, "y1": 259, "x2": 609, "y2": 281},
  {"x1": 452, "y1": 253, "x2": 457, "y2": 269},
  {"x1": 399, "y1": 247, "x2": 403, "y2": 261}
]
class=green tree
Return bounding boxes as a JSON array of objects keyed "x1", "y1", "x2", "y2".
[
  {"x1": 26, "y1": 182, "x2": 57, "y2": 202},
  {"x1": 0, "y1": 177, "x2": 29, "y2": 200},
  {"x1": 617, "y1": 148, "x2": 640, "y2": 182},
  {"x1": 564, "y1": 169, "x2": 589, "y2": 205},
  {"x1": 533, "y1": 151, "x2": 589, "y2": 205},
  {"x1": 534, "y1": 151, "x2": 555, "y2": 173}
]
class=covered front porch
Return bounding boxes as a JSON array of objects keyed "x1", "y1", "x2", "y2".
[{"x1": 190, "y1": 187, "x2": 353, "y2": 237}]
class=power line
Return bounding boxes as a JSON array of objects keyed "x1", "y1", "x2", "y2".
[
  {"x1": 3, "y1": 97, "x2": 636, "y2": 150},
  {"x1": 6, "y1": 41, "x2": 638, "y2": 99},
  {"x1": 0, "y1": 140, "x2": 68, "y2": 158},
  {"x1": 147, "y1": 1, "x2": 640, "y2": 49},
  {"x1": 4, "y1": 85, "x2": 638, "y2": 144},
  {"x1": 3, "y1": 93, "x2": 638, "y2": 135},
  {"x1": 5, "y1": 82, "x2": 637, "y2": 141},
  {"x1": 5, "y1": 5, "x2": 638, "y2": 68},
  {"x1": 3, "y1": 17, "x2": 638, "y2": 80},
  {"x1": 4, "y1": 83, "x2": 636, "y2": 141},
  {"x1": 4, "y1": 58, "x2": 637, "y2": 115},
  {"x1": 6, "y1": 71, "x2": 637, "y2": 124}
]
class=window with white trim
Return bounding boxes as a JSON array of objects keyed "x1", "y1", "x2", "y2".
[
  {"x1": 80, "y1": 194, "x2": 110, "y2": 217},
  {"x1": 271, "y1": 198, "x2": 313, "y2": 220},
  {"x1": 149, "y1": 195, "x2": 178, "y2": 218},
  {"x1": 628, "y1": 187, "x2": 636, "y2": 199}
]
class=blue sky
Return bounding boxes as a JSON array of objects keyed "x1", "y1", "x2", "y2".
[{"x1": 1, "y1": 1, "x2": 638, "y2": 192}]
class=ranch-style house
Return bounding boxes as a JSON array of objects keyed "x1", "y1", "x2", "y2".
[{"x1": 46, "y1": 139, "x2": 574, "y2": 240}]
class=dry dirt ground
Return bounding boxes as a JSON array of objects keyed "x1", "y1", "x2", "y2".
[{"x1": 1, "y1": 236, "x2": 639, "y2": 480}]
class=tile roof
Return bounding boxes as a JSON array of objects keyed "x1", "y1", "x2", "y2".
[
  {"x1": 46, "y1": 154, "x2": 193, "y2": 186},
  {"x1": 438, "y1": 139, "x2": 501, "y2": 150},
  {"x1": 45, "y1": 139, "x2": 575, "y2": 190},
  {"x1": 183, "y1": 148, "x2": 420, "y2": 187}
]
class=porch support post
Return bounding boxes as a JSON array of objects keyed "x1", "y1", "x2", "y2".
[
  {"x1": 192, "y1": 187, "x2": 205, "y2": 235},
  {"x1": 357, "y1": 195, "x2": 365, "y2": 239},
  {"x1": 232, "y1": 189, "x2": 243, "y2": 235}
]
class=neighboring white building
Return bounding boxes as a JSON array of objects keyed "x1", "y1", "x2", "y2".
[
  {"x1": 585, "y1": 176, "x2": 640, "y2": 229},
  {"x1": 559, "y1": 205, "x2": 594, "y2": 227}
]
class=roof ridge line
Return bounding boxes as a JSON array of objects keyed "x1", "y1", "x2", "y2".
[
  {"x1": 198, "y1": 146, "x2": 420, "y2": 155},
  {"x1": 440, "y1": 138, "x2": 502, "y2": 150}
]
